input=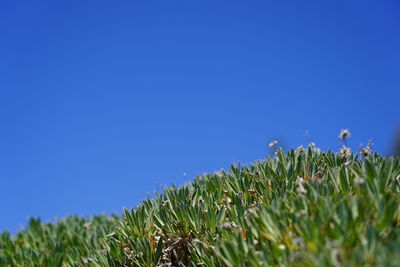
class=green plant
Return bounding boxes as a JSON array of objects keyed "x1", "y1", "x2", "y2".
[{"x1": 1, "y1": 146, "x2": 400, "y2": 266}]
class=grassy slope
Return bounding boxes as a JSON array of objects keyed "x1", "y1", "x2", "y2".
[{"x1": 1, "y1": 148, "x2": 400, "y2": 266}]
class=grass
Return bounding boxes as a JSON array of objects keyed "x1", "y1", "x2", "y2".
[{"x1": 1, "y1": 146, "x2": 400, "y2": 266}]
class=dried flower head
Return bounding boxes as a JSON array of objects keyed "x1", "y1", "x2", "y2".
[
  {"x1": 338, "y1": 129, "x2": 351, "y2": 140},
  {"x1": 361, "y1": 146, "x2": 372, "y2": 157},
  {"x1": 269, "y1": 140, "x2": 278, "y2": 148},
  {"x1": 339, "y1": 146, "x2": 352, "y2": 158},
  {"x1": 83, "y1": 258, "x2": 94, "y2": 264},
  {"x1": 245, "y1": 208, "x2": 256, "y2": 217},
  {"x1": 296, "y1": 145, "x2": 304, "y2": 154},
  {"x1": 124, "y1": 247, "x2": 132, "y2": 254},
  {"x1": 220, "y1": 222, "x2": 238, "y2": 230},
  {"x1": 360, "y1": 140, "x2": 373, "y2": 157}
]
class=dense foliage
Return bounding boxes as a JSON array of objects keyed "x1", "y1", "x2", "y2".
[{"x1": 1, "y1": 147, "x2": 400, "y2": 266}]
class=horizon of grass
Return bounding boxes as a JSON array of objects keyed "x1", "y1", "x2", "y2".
[{"x1": 1, "y1": 143, "x2": 400, "y2": 266}]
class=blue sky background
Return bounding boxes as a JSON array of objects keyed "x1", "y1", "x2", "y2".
[{"x1": 0, "y1": 0, "x2": 399, "y2": 232}]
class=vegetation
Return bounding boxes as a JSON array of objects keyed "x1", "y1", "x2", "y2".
[{"x1": 1, "y1": 145, "x2": 400, "y2": 266}]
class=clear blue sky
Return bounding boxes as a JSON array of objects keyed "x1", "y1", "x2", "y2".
[{"x1": 1, "y1": 0, "x2": 399, "y2": 232}]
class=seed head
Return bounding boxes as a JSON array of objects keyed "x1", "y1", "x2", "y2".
[
  {"x1": 296, "y1": 145, "x2": 304, "y2": 154},
  {"x1": 338, "y1": 129, "x2": 351, "y2": 140},
  {"x1": 220, "y1": 222, "x2": 238, "y2": 229},
  {"x1": 339, "y1": 146, "x2": 352, "y2": 158},
  {"x1": 361, "y1": 146, "x2": 372, "y2": 157},
  {"x1": 359, "y1": 141, "x2": 373, "y2": 157},
  {"x1": 245, "y1": 208, "x2": 256, "y2": 217},
  {"x1": 268, "y1": 140, "x2": 278, "y2": 148}
]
